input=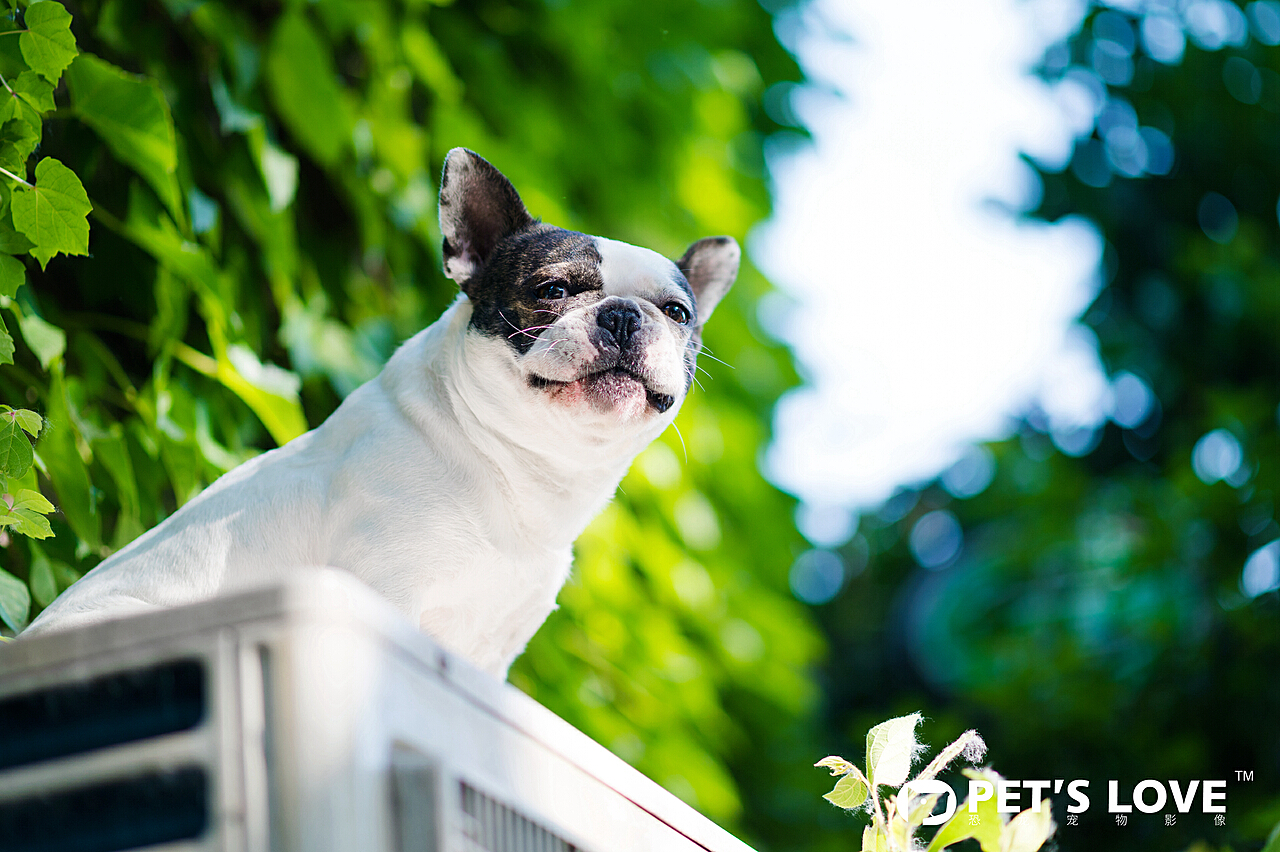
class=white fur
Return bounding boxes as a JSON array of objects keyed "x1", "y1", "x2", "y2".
[{"x1": 24, "y1": 296, "x2": 680, "y2": 677}]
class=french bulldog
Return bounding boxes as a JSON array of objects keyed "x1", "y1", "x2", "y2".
[{"x1": 23, "y1": 149, "x2": 739, "y2": 678}]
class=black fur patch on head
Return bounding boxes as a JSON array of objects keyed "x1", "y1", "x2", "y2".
[{"x1": 467, "y1": 225, "x2": 605, "y2": 354}]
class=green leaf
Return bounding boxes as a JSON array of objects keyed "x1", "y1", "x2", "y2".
[
  {"x1": 0, "y1": 318, "x2": 13, "y2": 365},
  {"x1": 866, "y1": 713, "x2": 922, "y2": 788},
  {"x1": 10, "y1": 488, "x2": 53, "y2": 513},
  {"x1": 0, "y1": 411, "x2": 33, "y2": 478},
  {"x1": 926, "y1": 768, "x2": 1011, "y2": 852},
  {"x1": 401, "y1": 25, "x2": 462, "y2": 105},
  {"x1": 999, "y1": 801, "x2": 1054, "y2": 852},
  {"x1": 65, "y1": 54, "x2": 182, "y2": 224},
  {"x1": 0, "y1": 252, "x2": 23, "y2": 297},
  {"x1": 18, "y1": 311, "x2": 65, "y2": 369},
  {"x1": 12, "y1": 408, "x2": 41, "y2": 437},
  {"x1": 0, "y1": 204, "x2": 36, "y2": 255},
  {"x1": 0, "y1": 504, "x2": 53, "y2": 538},
  {"x1": 1261, "y1": 819, "x2": 1280, "y2": 852},
  {"x1": 0, "y1": 566, "x2": 30, "y2": 631},
  {"x1": 28, "y1": 545, "x2": 58, "y2": 607},
  {"x1": 823, "y1": 772, "x2": 870, "y2": 810},
  {"x1": 0, "y1": 489, "x2": 55, "y2": 539},
  {"x1": 815, "y1": 755, "x2": 857, "y2": 776},
  {"x1": 0, "y1": 103, "x2": 43, "y2": 180},
  {"x1": 265, "y1": 12, "x2": 351, "y2": 167},
  {"x1": 0, "y1": 89, "x2": 43, "y2": 150},
  {"x1": 42, "y1": 370, "x2": 100, "y2": 548},
  {"x1": 19, "y1": 0, "x2": 78, "y2": 83},
  {"x1": 219, "y1": 343, "x2": 307, "y2": 445},
  {"x1": 10, "y1": 157, "x2": 91, "y2": 269},
  {"x1": 11, "y1": 71, "x2": 56, "y2": 114}
]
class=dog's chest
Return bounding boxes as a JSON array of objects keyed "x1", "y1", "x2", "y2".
[{"x1": 409, "y1": 540, "x2": 572, "y2": 675}]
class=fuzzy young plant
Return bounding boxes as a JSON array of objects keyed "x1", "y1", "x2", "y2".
[{"x1": 816, "y1": 714, "x2": 1056, "y2": 852}]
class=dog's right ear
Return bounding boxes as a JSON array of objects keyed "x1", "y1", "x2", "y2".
[{"x1": 438, "y1": 148, "x2": 535, "y2": 285}]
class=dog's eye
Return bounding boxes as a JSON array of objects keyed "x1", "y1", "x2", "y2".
[
  {"x1": 536, "y1": 281, "x2": 569, "y2": 300},
  {"x1": 663, "y1": 303, "x2": 691, "y2": 324}
]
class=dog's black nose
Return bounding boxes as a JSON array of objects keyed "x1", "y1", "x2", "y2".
[{"x1": 597, "y1": 302, "x2": 642, "y2": 348}]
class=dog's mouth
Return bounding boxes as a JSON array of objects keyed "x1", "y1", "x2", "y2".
[{"x1": 529, "y1": 367, "x2": 675, "y2": 414}]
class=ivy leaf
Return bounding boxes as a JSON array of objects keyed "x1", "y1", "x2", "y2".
[
  {"x1": 0, "y1": 199, "x2": 36, "y2": 255},
  {"x1": 11, "y1": 71, "x2": 56, "y2": 114},
  {"x1": 0, "y1": 252, "x2": 23, "y2": 298},
  {"x1": 866, "y1": 713, "x2": 922, "y2": 788},
  {"x1": 65, "y1": 54, "x2": 182, "y2": 225},
  {"x1": 0, "y1": 566, "x2": 31, "y2": 631},
  {"x1": 19, "y1": 0, "x2": 78, "y2": 83},
  {"x1": 0, "y1": 318, "x2": 13, "y2": 366},
  {"x1": 0, "y1": 410, "x2": 34, "y2": 478},
  {"x1": 824, "y1": 772, "x2": 870, "y2": 811},
  {"x1": 0, "y1": 116, "x2": 39, "y2": 175},
  {"x1": 11, "y1": 157, "x2": 91, "y2": 269}
]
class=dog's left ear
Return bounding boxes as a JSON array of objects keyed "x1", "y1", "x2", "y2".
[
  {"x1": 677, "y1": 236, "x2": 739, "y2": 324},
  {"x1": 439, "y1": 148, "x2": 535, "y2": 285}
]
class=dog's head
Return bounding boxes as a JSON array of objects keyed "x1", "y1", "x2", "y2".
[{"x1": 438, "y1": 148, "x2": 737, "y2": 428}]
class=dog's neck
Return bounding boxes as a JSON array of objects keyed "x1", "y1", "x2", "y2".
[{"x1": 382, "y1": 297, "x2": 667, "y2": 549}]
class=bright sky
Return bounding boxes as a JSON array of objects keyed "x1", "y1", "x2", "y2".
[{"x1": 754, "y1": 0, "x2": 1111, "y2": 542}]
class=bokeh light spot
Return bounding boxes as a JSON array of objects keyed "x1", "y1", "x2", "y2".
[
  {"x1": 1111, "y1": 371, "x2": 1155, "y2": 428},
  {"x1": 1247, "y1": 0, "x2": 1280, "y2": 44},
  {"x1": 941, "y1": 446, "x2": 997, "y2": 499},
  {"x1": 796, "y1": 502, "x2": 855, "y2": 547},
  {"x1": 789, "y1": 549, "x2": 845, "y2": 605},
  {"x1": 1141, "y1": 14, "x2": 1186, "y2": 64},
  {"x1": 1241, "y1": 540, "x2": 1280, "y2": 598},
  {"x1": 1191, "y1": 428, "x2": 1243, "y2": 484},
  {"x1": 909, "y1": 510, "x2": 963, "y2": 569}
]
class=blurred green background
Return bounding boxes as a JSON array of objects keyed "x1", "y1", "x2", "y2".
[{"x1": 0, "y1": 1, "x2": 1275, "y2": 851}]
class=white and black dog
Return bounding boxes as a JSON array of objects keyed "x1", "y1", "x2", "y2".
[{"x1": 23, "y1": 149, "x2": 738, "y2": 678}]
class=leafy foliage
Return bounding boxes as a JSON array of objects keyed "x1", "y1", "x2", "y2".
[
  {"x1": 811, "y1": 3, "x2": 1280, "y2": 850},
  {"x1": 0, "y1": 0, "x2": 823, "y2": 843},
  {"x1": 817, "y1": 714, "x2": 1052, "y2": 852}
]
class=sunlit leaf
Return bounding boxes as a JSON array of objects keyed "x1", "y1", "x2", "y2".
[
  {"x1": 866, "y1": 713, "x2": 922, "y2": 788},
  {"x1": 19, "y1": 0, "x2": 78, "y2": 83},
  {"x1": 11, "y1": 71, "x2": 56, "y2": 116},
  {"x1": 10, "y1": 157, "x2": 91, "y2": 269},
  {"x1": 1000, "y1": 800, "x2": 1055, "y2": 852},
  {"x1": 823, "y1": 772, "x2": 869, "y2": 810},
  {"x1": 65, "y1": 54, "x2": 181, "y2": 223}
]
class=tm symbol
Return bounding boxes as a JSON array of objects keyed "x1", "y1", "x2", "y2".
[{"x1": 1236, "y1": 770, "x2": 1254, "y2": 782}]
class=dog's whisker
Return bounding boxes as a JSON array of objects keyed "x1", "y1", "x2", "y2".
[
  {"x1": 670, "y1": 422, "x2": 688, "y2": 463},
  {"x1": 509, "y1": 324, "x2": 556, "y2": 340},
  {"x1": 697, "y1": 350, "x2": 735, "y2": 370}
]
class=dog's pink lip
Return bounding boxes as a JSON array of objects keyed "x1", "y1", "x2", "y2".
[
  {"x1": 530, "y1": 364, "x2": 641, "y2": 387},
  {"x1": 528, "y1": 367, "x2": 675, "y2": 413}
]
